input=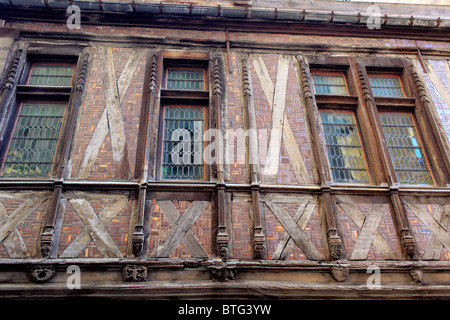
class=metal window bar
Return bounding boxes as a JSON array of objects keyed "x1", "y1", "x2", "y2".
[
  {"x1": 379, "y1": 113, "x2": 433, "y2": 185},
  {"x1": 2, "y1": 103, "x2": 65, "y2": 177},
  {"x1": 167, "y1": 69, "x2": 204, "y2": 90},
  {"x1": 28, "y1": 64, "x2": 75, "y2": 86},
  {"x1": 320, "y1": 112, "x2": 369, "y2": 183},
  {"x1": 368, "y1": 76, "x2": 405, "y2": 98},
  {"x1": 312, "y1": 74, "x2": 348, "y2": 95},
  {"x1": 162, "y1": 107, "x2": 204, "y2": 180}
]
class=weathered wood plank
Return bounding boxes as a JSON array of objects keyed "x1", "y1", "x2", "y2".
[
  {"x1": 69, "y1": 199, "x2": 123, "y2": 258},
  {"x1": 423, "y1": 205, "x2": 449, "y2": 260},
  {"x1": 153, "y1": 201, "x2": 208, "y2": 258},
  {"x1": 350, "y1": 204, "x2": 386, "y2": 260},
  {"x1": 261, "y1": 193, "x2": 315, "y2": 204},
  {"x1": 252, "y1": 54, "x2": 311, "y2": 184},
  {"x1": 76, "y1": 47, "x2": 142, "y2": 180},
  {"x1": 0, "y1": 203, "x2": 30, "y2": 258},
  {"x1": 0, "y1": 197, "x2": 46, "y2": 244},
  {"x1": 266, "y1": 201, "x2": 322, "y2": 260},
  {"x1": 61, "y1": 198, "x2": 128, "y2": 258},
  {"x1": 76, "y1": 110, "x2": 109, "y2": 179},
  {"x1": 407, "y1": 204, "x2": 450, "y2": 253},
  {"x1": 263, "y1": 55, "x2": 289, "y2": 182},
  {"x1": 157, "y1": 200, "x2": 208, "y2": 258},
  {"x1": 272, "y1": 202, "x2": 316, "y2": 260},
  {"x1": 100, "y1": 47, "x2": 130, "y2": 177},
  {"x1": 339, "y1": 202, "x2": 399, "y2": 260}
]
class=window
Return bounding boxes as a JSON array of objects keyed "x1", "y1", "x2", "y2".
[
  {"x1": 28, "y1": 63, "x2": 75, "y2": 87},
  {"x1": 308, "y1": 57, "x2": 447, "y2": 186},
  {"x1": 320, "y1": 111, "x2": 369, "y2": 183},
  {"x1": 158, "y1": 58, "x2": 209, "y2": 181},
  {"x1": 2, "y1": 103, "x2": 66, "y2": 177},
  {"x1": 368, "y1": 74, "x2": 405, "y2": 98},
  {"x1": 379, "y1": 113, "x2": 433, "y2": 185},
  {"x1": 166, "y1": 68, "x2": 204, "y2": 90},
  {"x1": 162, "y1": 106, "x2": 205, "y2": 180},
  {"x1": 0, "y1": 61, "x2": 76, "y2": 178},
  {"x1": 312, "y1": 72, "x2": 349, "y2": 95}
]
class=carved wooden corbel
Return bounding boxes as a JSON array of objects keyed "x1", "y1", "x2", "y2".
[
  {"x1": 123, "y1": 264, "x2": 148, "y2": 281},
  {"x1": 331, "y1": 263, "x2": 349, "y2": 282},
  {"x1": 132, "y1": 185, "x2": 146, "y2": 257},
  {"x1": 210, "y1": 263, "x2": 237, "y2": 282},
  {"x1": 30, "y1": 265, "x2": 56, "y2": 283}
]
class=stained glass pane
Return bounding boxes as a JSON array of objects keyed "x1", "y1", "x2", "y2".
[
  {"x1": 2, "y1": 103, "x2": 66, "y2": 177},
  {"x1": 162, "y1": 107, "x2": 204, "y2": 180},
  {"x1": 312, "y1": 73, "x2": 348, "y2": 95},
  {"x1": 167, "y1": 69, "x2": 204, "y2": 90},
  {"x1": 320, "y1": 112, "x2": 369, "y2": 183},
  {"x1": 379, "y1": 113, "x2": 433, "y2": 185},
  {"x1": 369, "y1": 76, "x2": 405, "y2": 97},
  {"x1": 28, "y1": 64, "x2": 75, "y2": 86}
]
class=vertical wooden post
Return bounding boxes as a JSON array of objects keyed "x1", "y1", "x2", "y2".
[
  {"x1": 296, "y1": 55, "x2": 343, "y2": 261},
  {"x1": 349, "y1": 59, "x2": 390, "y2": 186},
  {"x1": 212, "y1": 55, "x2": 229, "y2": 260},
  {"x1": 132, "y1": 53, "x2": 158, "y2": 256},
  {"x1": 41, "y1": 51, "x2": 89, "y2": 258},
  {"x1": 241, "y1": 57, "x2": 265, "y2": 259}
]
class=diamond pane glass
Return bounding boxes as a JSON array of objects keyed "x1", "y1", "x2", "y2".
[
  {"x1": 167, "y1": 69, "x2": 204, "y2": 90},
  {"x1": 312, "y1": 73, "x2": 348, "y2": 95},
  {"x1": 320, "y1": 112, "x2": 369, "y2": 183},
  {"x1": 2, "y1": 103, "x2": 65, "y2": 177},
  {"x1": 162, "y1": 107, "x2": 204, "y2": 180},
  {"x1": 28, "y1": 64, "x2": 75, "y2": 86},
  {"x1": 379, "y1": 113, "x2": 433, "y2": 185},
  {"x1": 369, "y1": 76, "x2": 405, "y2": 98}
]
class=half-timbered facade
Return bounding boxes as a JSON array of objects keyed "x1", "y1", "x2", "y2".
[{"x1": 0, "y1": 0, "x2": 449, "y2": 299}]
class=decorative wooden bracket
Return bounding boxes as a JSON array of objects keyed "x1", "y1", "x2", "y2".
[
  {"x1": 30, "y1": 265, "x2": 55, "y2": 283},
  {"x1": 391, "y1": 189, "x2": 416, "y2": 260},
  {"x1": 123, "y1": 264, "x2": 148, "y2": 281},
  {"x1": 132, "y1": 184, "x2": 146, "y2": 257}
]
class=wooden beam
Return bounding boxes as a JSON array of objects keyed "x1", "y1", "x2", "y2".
[{"x1": 153, "y1": 200, "x2": 208, "y2": 258}]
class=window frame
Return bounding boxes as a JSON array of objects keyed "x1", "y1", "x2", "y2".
[
  {"x1": 309, "y1": 63, "x2": 375, "y2": 185},
  {"x1": 0, "y1": 100, "x2": 68, "y2": 178},
  {"x1": 377, "y1": 110, "x2": 436, "y2": 185},
  {"x1": 308, "y1": 56, "x2": 449, "y2": 187},
  {"x1": 156, "y1": 55, "x2": 211, "y2": 182},
  {"x1": 160, "y1": 104, "x2": 208, "y2": 181},
  {"x1": 319, "y1": 109, "x2": 372, "y2": 184},
  {"x1": 0, "y1": 51, "x2": 79, "y2": 180}
]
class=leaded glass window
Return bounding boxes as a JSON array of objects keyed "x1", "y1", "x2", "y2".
[
  {"x1": 162, "y1": 107, "x2": 204, "y2": 180},
  {"x1": 379, "y1": 113, "x2": 433, "y2": 185},
  {"x1": 368, "y1": 75, "x2": 405, "y2": 98},
  {"x1": 312, "y1": 73, "x2": 349, "y2": 95},
  {"x1": 166, "y1": 69, "x2": 204, "y2": 90},
  {"x1": 28, "y1": 64, "x2": 75, "y2": 86},
  {"x1": 2, "y1": 103, "x2": 66, "y2": 177},
  {"x1": 320, "y1": 112, "x2": 369, "y2": 183}
]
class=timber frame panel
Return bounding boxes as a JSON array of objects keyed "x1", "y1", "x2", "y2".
[{"x1": 0, "y1": 18, "x2": 448, "y2": 297}]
